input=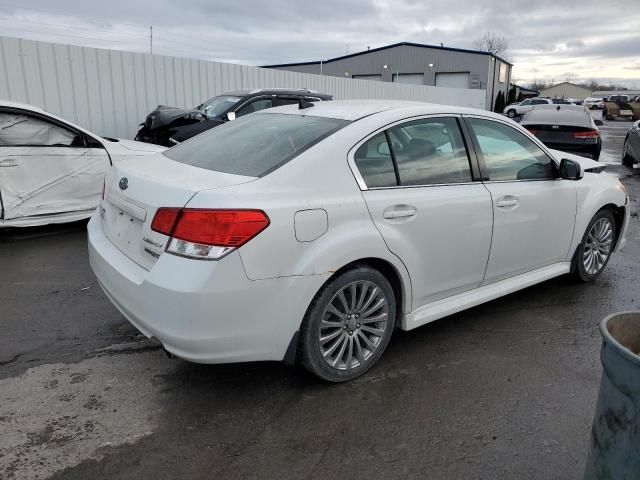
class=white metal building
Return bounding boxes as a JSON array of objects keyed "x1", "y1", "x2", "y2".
[{"x1": 539, "y1": 82, "x2": 592, "y2": 100}]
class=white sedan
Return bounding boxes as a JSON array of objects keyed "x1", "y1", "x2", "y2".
[
  {"x1": 584, "y1": 97, "x2": 604, "y2": 110},
  {"x1": 0, "y1": 101, "x2": 165, "y2": 228},
  {"x1": 88, "y1": 100, "x2": 629, "y2": 382},
  {"x1": 503, "y1": 98, "x2": 552, "y2": 118}
]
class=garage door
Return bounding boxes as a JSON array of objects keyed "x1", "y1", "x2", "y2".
[
  {"x1": 392, "y1": 73, "x2": 424, "y2": 85},
  {"x1": 352, "y1": 75, "x2": 382, "y2": 82},
  {"x1": 435, "y1": 72, "x2": 471, "y2": 89}
]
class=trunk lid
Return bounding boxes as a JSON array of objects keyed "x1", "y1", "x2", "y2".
[{"x1": 101, "y1": 154, "x2": 255, "y2": 269}]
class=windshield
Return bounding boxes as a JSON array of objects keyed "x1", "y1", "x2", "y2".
[
  {"x1": 164, "y1": 113, "x2": 350, "y2": 177},
  {"x1": 198, "y1": 95, "x2": 242, "y2": 118}
]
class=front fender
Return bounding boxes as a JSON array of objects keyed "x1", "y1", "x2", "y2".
[{"x1": 567, "y1": 173, "x2": 628, "y2": 259}]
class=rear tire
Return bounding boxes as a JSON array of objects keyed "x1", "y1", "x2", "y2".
[
  {"x1": 507, "y1": 109, "x2": 516, "y2": 118},
  {"x1": 573, "y1": 210, "x2": 616, "y2": 282},
  {"x1": 298, "y1": 266, "x2": 396, "y2": 382}
]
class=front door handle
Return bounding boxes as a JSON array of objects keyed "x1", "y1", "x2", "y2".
[
  {"x1": 383, "y1": 205, "x2": 417, "y2": 219},
  {"x1": 496, "y1": 196, "x2": 519, "y2": 208},
  {"x1": 0, "y1": 159, "x2": 18, "y2": 167}
]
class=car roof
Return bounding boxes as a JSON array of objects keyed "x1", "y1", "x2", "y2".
[
  {"x1": 0, "y1": 99, "x2": 46, "y2": 113},
  {"x1": 521, "y1": 104, "x2": 592, "y2": 126},
  {"x1": 222, "y1": 88, "x2": 331, "y2": 98},
  {"x1": 261, "y1": 99, "x2": 504, "y2": 121}
]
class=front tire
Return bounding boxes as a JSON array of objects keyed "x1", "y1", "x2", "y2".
[
  {"x1": 573, "y1": 210, "x2": 616, "y2": 282},
  {"x1": 622, "y1": 139, "x2": 634, "y2": 167},
  {"x1": 298, "y1": 266, "x2": 396, "y2": 382}
]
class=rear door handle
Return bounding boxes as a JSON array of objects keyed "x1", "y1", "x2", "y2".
[
  {"x1": 496, "y1": 196, "x2": 519, "y2": 208},
  {"x1": 0, "y1": 159, "x2": 18, "y2": 167},
  {"x1": 383, "y1": 206, "x2": 417, "y2": 219}
]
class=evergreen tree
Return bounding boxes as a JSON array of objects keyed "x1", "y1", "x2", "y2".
[{"x1": 494, "y1": 91, "x2": 506, "y2": 113}]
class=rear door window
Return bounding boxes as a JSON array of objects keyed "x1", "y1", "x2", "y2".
[
  {"x1": 236, "y1": 98, "x2": 274, "y2": 117},
  {"x1": 164, "y1": 113, "x2": 349, "y2": 177},
  {"x1": 354, "y1": 132, "x2": 397, "y2": 188},
  {"x1": 276, "y1": 96, "x2": 300, "y2": 106},
  {"x1": 388, "y1": 117, "x2": 472, "y2": 185}
]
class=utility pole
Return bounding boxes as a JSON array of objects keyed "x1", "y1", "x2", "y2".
[{"x1": 149, "y1": 25, "x2": 153, "y2": 55}]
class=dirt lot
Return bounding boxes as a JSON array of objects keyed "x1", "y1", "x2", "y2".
[{"x1": 1, "y1": 119, "x2": 639, "y2": 480}]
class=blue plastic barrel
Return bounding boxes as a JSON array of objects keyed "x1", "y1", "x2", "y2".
[{"x1": 584, "y1": 312, "x2": 640, "y2": 480}]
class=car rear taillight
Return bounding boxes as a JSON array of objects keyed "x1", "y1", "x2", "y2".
[
  {"x1": 151, "y1": 208, "x2": 270, "y2": 260},
  {"x1": 574, "y1": 130, "x2": 599, "y2": 138}
]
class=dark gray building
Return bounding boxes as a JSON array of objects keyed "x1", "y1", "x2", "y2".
[{"x1": 264, "y1": 42, "x2": 513, "y2": 111}]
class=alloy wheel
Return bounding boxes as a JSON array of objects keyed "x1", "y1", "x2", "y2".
[
  {"x1": 583, "y1": 217, "x2": 614, "y2": 275},
  {"x1": 319, "y1": 280, "x2": 389, "y2": 371}
]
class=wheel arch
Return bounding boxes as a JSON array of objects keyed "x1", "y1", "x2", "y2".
[
  {"x1": 570, "y1": 202, "x2": 626, "y2": 272},
  {"x1": 286, "y1": 256, "x2": 410, "y2": 366},
  {"x1": 600, "y1": 203, "x2": 626, "y2": 250},
  {"x1": 330, "y1": 257, "x2": 407, "y2": 323}
]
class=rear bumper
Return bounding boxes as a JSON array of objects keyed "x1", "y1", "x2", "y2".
[{"x1": 88, "y1": 212, "x2": 327, "y2": 363}]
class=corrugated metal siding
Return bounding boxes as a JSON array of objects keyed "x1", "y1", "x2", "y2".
[
  {"x1": 0, "y1": 36, "x2": 486, "y2": 139},
  {"x1": 269, "y1": 44, "x2": 512, "y2": 111},
  {"x1": 273, "y1": 45, "x2": 491, "y2": 86}
]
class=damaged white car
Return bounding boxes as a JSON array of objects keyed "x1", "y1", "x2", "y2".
[{"x1": 0, "y1": 101, "x2": 165, "y2": 228}]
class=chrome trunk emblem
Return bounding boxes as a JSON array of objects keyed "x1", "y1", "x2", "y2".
[{"x1": 119, "y1": 177, "x2": 128, "y2": 190}]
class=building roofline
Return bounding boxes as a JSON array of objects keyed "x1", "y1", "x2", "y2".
[
  {"x1": 262, "y1": 41, "x2": 513, "y2": 68},
  {"x1": 541, "y1": 81, "x2": 591, "y2": 90},
  {"x1": 511, "y1": 84, "x2": 539, "y2": 93}
]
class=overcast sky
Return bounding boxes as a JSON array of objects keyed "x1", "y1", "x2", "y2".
[{"x1": 1, "y1": 0, "x2": 638, "y2": 88}]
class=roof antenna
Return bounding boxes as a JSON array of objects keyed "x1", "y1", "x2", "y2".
[{"x1": 298, "y1": 98, "x2": 314, "y2": 109}]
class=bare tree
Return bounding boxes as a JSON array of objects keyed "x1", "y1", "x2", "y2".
[
  {"x1": 473, "y1": 32, "x2": 509, "y2": 58},
  {"x1": 528, "y1": 79, "x2": 550, "y2": 91}
]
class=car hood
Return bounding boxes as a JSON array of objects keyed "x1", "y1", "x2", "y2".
[
  {"x1": 144, "y1": 105, "x2": 203, "y2": 130},
  {"x1": 548, "y1": 148, "x2": 602, "y2": 171}
]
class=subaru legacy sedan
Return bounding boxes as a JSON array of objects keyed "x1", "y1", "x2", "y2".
[{"x1": 89, "y1": 100, "x2": 629, "y2": 382}]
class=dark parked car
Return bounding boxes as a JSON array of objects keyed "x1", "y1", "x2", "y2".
[
  {"x1": 135, "y1": 89, "x2": 332, "y2": 146},
  {"x1": 521, "y1": 104, "x2": 603, "y2": 160},
  {"x1": 623, "y1": 120, "x2": 640, "y2": 170}
]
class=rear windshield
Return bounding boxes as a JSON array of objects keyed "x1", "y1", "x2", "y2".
[{"x1": 163, "y1": 113, "x2": 349, "y2": 177}]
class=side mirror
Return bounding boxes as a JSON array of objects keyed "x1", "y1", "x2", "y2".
[
  {"x1": 226, "y1": 111, "x2": 236, "y2": 122},
  {"x1": 559, "y1": 158, "x2": 583, "y2": 180},
  {"x1": 594, "y1": 119, "x2": 604, "y2": 126}
]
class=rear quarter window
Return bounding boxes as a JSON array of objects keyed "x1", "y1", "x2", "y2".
[{"x1": 163, "y1": 113, "x2": 349, "y2": 177}]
